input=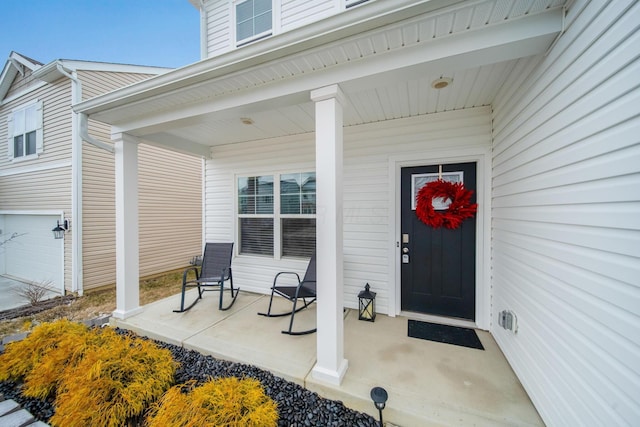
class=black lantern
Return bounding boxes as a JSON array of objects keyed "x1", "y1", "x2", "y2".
[
  {"x1": 52, "y1": 219, "x2": 69, "y2": 239},
  {"x1": 358, "y1": 283, "x2": 376, "y2": 321},
  {"x1": 370, "y1": 386, "x2": 388, "y2": 425}
]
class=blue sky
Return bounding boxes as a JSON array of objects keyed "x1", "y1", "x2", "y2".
[{"x1": 1, "y1": 0, "x2": 200, "y2": 69}]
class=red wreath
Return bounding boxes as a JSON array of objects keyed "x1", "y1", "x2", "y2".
[{"x1": 415, "y1": 180, "x2": 477, "y2": 229}]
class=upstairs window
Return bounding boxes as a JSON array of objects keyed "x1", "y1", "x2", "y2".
[
  {"x1": 236, "y1": 0, "x2": 272, "y2": 45},
  {"x1": 7, "y1": 100, "x2": 43, "y2": 160},
  {"x1": 238, "y1": 172, "x2": 316, "y2": 258}
]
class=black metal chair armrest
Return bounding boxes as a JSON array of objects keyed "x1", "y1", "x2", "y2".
[
  {"x1": 273, "y1": 271, "x2": 301, "y2": 287},
  {"x1": 182, "y1": 265, "x2": 201, "y2": 284}
]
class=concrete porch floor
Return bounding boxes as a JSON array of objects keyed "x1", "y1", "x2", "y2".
[{"x1": 111, "y1": 290, "x2": 544, "y2": 427}]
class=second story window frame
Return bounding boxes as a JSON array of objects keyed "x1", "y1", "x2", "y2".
[
  {"x1": 6, "y1": 99, "x2": 44, "y2": 162},
  {"x1": 234, "y1": 0, "x2": 274, "y2": 47}
]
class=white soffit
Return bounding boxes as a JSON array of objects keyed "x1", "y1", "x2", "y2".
[{"x1": 77, "y1": 0, "x2": 565, "y2": 151}]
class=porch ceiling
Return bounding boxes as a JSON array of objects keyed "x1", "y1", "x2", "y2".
[{"x1": 75, "y1": 0, "x2": 565, "y2": 157}]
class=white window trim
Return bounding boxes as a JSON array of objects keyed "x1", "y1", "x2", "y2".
[
  {"x1": 7, "y1": 99, "x2": 43, "y2": 162},
  {"x1": 233, "y1": 0, "x2": 276, "y2": 47},
  {"x1": 236, "y1": 170, "x2": 316, "y2": 260}
]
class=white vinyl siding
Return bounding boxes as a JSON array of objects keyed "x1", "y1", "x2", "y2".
[
  {"x1": 205, "y1": 0, "x2": 233, "y2": 57},
  {"x1": 280, "y1": 0, "x2": 335, "y2": 32},
  {"x1": 491, "y1": 1, "x2": 640, "y2": 426},
  {"x1": 203, "y1": 0, "x2": 350, "y2": 57},
  {"x1": 206, "y1": 107, "x2": 491, "y2": 312}
]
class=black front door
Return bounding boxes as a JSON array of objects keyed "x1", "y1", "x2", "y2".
[{"x1": 400, "y1": 162, "x2": 477, "y2": 320}]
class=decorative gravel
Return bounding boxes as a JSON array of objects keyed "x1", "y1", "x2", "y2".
[{"x1": 1, "y1": 328, "x2": 379, "y2": 426}]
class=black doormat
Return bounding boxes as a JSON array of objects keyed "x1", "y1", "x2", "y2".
[{"x1": 408, "y1": 320, "x2": 484, "y2": 350}]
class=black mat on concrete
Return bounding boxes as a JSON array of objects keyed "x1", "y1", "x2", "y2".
[{"x1": 408, "y1": 320, "x2": 484, "y2": 350}]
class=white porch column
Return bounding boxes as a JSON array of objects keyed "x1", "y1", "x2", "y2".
[
  {"x1": 112, "y1": 132, "x2": 142, "y2": 319},
  {"x1": 310, "y1": 84, "x2": 348, "y2": 385}
]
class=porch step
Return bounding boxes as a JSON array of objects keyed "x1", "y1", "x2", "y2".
[{"x1": 0, "y1": 399, "x2": 50, "y2": 427}]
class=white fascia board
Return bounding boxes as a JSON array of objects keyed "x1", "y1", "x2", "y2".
[
  {"x1": 31, "y1": 60, "x2": 67, "y2": 83},
  {"x1": 33, "y1": 60, "x2": 170, "y2": 84},
  {"x1": 9, "y1": 52, "x2": 42, "y2": 70},
  {"x1": 0, "y1": 209, "x2": 65, "y2": 216},
  {"x1": 58, "y1": 60, "x2": 171, "y2": 75},
  {"x1": 73, "y1": 0, "x2": 464, "y2": 116},
  {"x1": 0, "y1": 60, "x2": 18, "y2": 100},
  {"x1": 0, "y1": 51, "x2": 43, "y2": 100},
  {"x1": 109, "y1": 8, "x2": 562, "y2": 135}
]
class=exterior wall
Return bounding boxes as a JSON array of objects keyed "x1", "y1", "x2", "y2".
[
  {"x1": 491, "y1": 1, "x2": 640, "y2": 425},
  {"x1": 0, "y1": 76, "x2": 73, "y2": 290},
  {"x1": 203, "y1": 0, "x2": 346, "y2": 58},
  {"x1": 5, "y1": 67, "x2": 44, "y2": 100},
  {"x1": 280, "y1": 0, "x2": 335, "y2": 32},
  {"x1": 203, "y1": 0, "x2": 232, "y2": 58},
  {"x1": 81, "y1": 136, "x2": 115, "y2": 289},
  {"x1": 138, "y1": 144, "x2": 203, "y2": 277},
  {"x1": 80, "y1": 71, "x2": 203, "y2": 290},
  {"x1": 205, "y1": 107, "x2": 491, "y2": 314}
]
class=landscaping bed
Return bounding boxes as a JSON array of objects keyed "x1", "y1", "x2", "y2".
[{"x1": 0, "y1": 322, "x2": 378, "y2": 427}]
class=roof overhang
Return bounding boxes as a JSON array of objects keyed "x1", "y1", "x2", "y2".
[
  {"x1": 0, "y1": 52, "x2": 43, "y2": 101},
  {"x1": 32, "y1": 60, "x2": 171, "y2": 83},
  {"x1": 74, "y1": 0, "x2": 565, "y2": 158}
]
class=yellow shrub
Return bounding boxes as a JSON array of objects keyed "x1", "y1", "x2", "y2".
[
  {"x1": 146, "y1": 377, "x2": 279, "y2": 427},
  {"x1": 0, "y1": 319, "x2": 88, "y2": 384},
  {"x1": 22, "y1": 325, "x2": 120, "y2": 399},
  {"x1": 50, "y1": 329, "x2": 176, "y2": 427}
]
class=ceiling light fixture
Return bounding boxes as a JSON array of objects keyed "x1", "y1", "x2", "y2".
[{"x1": 431, "y1": 77, "x2": 452, "y2": 89}]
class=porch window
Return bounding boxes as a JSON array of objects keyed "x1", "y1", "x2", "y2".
[
  {"x1": 238, "y1": 175, "x2": 274, "y2": 256},
  {"x1": 237, "y1": 172, "x2": 316, "y2": 258},
  {"x1": 235, "y1": 0, "x2": 272, "y2": 46},
  {"x1": 280, "y1": 172, "x2": 315, "y2": 257},
  {"x1": 7, "y1": 100, "x2": 43, "y2": 160}
]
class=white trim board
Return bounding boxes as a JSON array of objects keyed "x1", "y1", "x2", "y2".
[{"x1": 0, "y1": 160, "x2": 72, "y2": 177}]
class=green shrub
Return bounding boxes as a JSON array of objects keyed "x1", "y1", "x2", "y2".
[{"x1": 145, "y1": 377, "x2": 279, "y2": 427}]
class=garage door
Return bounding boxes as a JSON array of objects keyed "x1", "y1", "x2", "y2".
[{"x1": 1, "y1": 214, "x2": 63, "y2": 292}]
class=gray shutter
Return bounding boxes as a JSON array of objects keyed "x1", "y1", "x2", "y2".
[
  {"x1": 35, "y1": 100, "x2": 44, "y2": 154},
  {"x1": 6, "y1": 113, "x2": 13, "y2": 159}
]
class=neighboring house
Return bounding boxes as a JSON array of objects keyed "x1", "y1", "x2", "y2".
[
  {"x1": 75, "y1": 1, "x2": 639, "y2": 426},
  {"x1": 0, "y1": 52, "x2": 202, "y2": 295}
]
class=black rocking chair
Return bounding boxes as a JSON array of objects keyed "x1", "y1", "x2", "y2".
[
  {"x1": 258, "y1": 254, "x2": 316, "y2": 335},
  {"x1": 173, "y1": 242, "x2": 239, "y2": 313}
]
